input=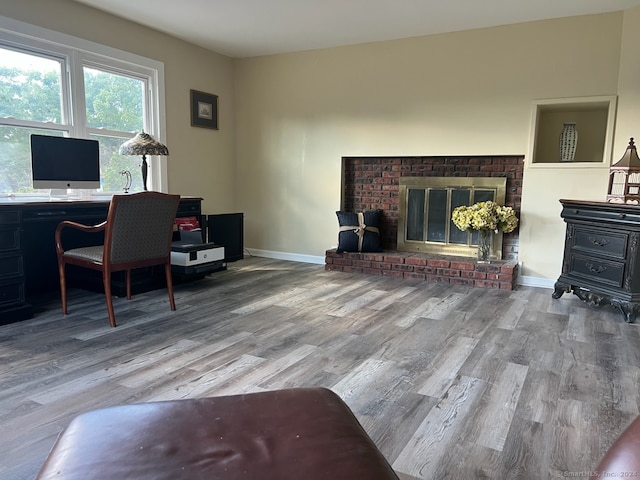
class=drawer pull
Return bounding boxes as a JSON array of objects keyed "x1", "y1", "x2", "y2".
[
  {"x1": 586, "y1": 263, "x2": 607, "y2": 274},
  {"x1": 588, "y1": 236, "x2": 609, "y2": 247}
]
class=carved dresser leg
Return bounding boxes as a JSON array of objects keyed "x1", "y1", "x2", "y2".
[{"x1": 552, "y1": 282, "x2": 570, "y2": 299}]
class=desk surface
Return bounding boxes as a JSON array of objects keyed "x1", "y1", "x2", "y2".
[{"x1": 0, "y1": 195, "x2": 202, "y2": 206}]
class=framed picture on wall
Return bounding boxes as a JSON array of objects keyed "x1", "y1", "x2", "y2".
[{"x1": 190, "y1": 89, "x2": 218, "y2": 129}]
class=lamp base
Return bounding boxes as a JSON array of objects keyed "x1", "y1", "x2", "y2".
[{"x1": 141, "y1": 155, "x2": 148, "y2": 191}]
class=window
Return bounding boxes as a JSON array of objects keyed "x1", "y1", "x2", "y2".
[
  {"x1": 0, "y1": 20, "x2": 166, "y2": 195},
  {"x1": 83, "y1": 65, "x2": 146, "y2": 192}
]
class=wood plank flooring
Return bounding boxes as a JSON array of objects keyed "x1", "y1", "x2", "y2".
[{"x1": 1, "y1": 257, "x2": 640, "y2": 479}]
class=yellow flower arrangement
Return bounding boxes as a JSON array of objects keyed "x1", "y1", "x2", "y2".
[{"x1": 451, "y1": 201, "x2": 519, "y2": 233}]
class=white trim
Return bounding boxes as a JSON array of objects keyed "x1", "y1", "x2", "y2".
[
  {"x1": 517, "y1": 275, "x2": 555, "y2": 289},
  {"x1": 151, "y1": 67, "x2": 168, "y2": 192},
  {"x1": 245, "y1": 249, "x2": 326, "y2": 265}
]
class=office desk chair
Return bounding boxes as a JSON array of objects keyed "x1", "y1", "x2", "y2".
[{"x1": 55, "y1": 192, "x2": 181, "y2": 327}]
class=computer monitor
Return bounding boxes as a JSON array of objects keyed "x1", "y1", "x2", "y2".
[{"x1": 30, "y1": 134, "x2": 101, "y2": 189}]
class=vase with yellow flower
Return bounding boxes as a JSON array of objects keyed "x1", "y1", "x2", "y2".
[{"x1": 451, "y1": 201, "x2": 519, "y2": 263}]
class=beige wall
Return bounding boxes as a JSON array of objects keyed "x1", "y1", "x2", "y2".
[
  {"x1": 234, "y1": 13, "x2": 629, "y2": 281},
  {"x1": 616, "y1": 7, "x2": 640, "y2": 147},
  {"x1": 0, "y1": 0, "x2": 237, "y2": 214},
  {"x1": 4, "y1": 2, "x2": 640, "y2": 282}
]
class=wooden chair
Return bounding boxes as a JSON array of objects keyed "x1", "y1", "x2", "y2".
[{"x1": 55, "y1": 192, "x2": 181, "y2": 327}]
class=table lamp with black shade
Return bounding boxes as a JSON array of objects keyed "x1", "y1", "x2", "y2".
[{"x1": 118, "y1": 131, "x2": 169, "y2": 191}]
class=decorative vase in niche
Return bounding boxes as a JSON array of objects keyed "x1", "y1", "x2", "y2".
[
  {"x1": 477, "y1": 229, "x2": 493, "y2": 263},
  {"x1": 559, "y1": 122, "x2": 578, "y2": 162}
]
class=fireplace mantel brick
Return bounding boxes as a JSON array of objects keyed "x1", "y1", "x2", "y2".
[
  {"x1": 325, "y1": 249, "x2": 518, "y2": 290},
  {"x1": 450, "y1": 261, "x2": 475, "y2": 271},
  {"x1": 406, "y1": 257, "x2": 427, "y2": 266}
]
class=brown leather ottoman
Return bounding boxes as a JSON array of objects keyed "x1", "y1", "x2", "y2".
[
  {"x1": 35, "y1": 387, "x2": 399, "y2": 480},
  {"x1": 590, "y1": 415, "x2": 640, "y2": 479}
]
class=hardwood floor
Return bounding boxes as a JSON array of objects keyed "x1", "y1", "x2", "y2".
[{"x1": 1, "y1": 257, "x2": 639, "y2": 479}]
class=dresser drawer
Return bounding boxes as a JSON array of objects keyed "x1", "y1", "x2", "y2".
[
  {"x1": 0, "y1": 227, "x2": 20, "y2": 252},
  {"x1": 568, "y1": 253, "x2": 625, "y2": 288},
  {"x1": 0, "y1": 253, "x2": 23, "y2": 280},
  {"x1": 0, "y1": 280, "x2": 25, "y2": 307},
  {"x1": 562, "y1": 205, "x2": 640, "y2": 225},
  {"x1": 176, "y1": 200, "x2": 202, "y2": 217},
  {"x1": 0, "y1": 209, "x2": 20, "y2": 224},
  {"x1": 572, "y1": 228, "x2": 627, "y2": 259}
]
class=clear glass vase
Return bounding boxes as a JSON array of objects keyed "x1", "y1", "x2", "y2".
[{"x1": 477, "y1": 229, "x2": 493, "y2": 263}]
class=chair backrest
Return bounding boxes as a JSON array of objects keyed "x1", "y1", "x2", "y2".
[{"x1": 104, "y1": 192, "x2": 181, "y2": 265}]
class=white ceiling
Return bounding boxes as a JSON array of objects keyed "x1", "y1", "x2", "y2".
[{"x1": 71, "y1": 0, "x2": 640, "y2": 58}]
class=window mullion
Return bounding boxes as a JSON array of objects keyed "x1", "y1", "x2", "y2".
[
  {"x1": 0, "y1": 117, "x2": 68, "y2": 131},
  {"x1": 85, "y1": 127, "x2": 132, "y2": 139},
  {"x1": 68, "y1": 50, "x2": 87, "y2": 138},
  {"x1": 57, "y1": 51, "x2": 73, "y2": 131}
]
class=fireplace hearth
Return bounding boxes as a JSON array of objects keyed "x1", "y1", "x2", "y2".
[{"x1": 326, "y1": 155, "x2": 522, "y2": 290}]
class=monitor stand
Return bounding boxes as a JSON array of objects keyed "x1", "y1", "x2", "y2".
[
  {"x1": 48, "y1": 189, "x2": 93, "y2": 200},
  {"x1": 48, "y1": 189, "x2": 69, "y2": 199}
]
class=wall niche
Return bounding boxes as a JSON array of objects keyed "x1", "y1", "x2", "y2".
[{"x1": 527, "y1": 95, "x2": 617, "y2": 167}]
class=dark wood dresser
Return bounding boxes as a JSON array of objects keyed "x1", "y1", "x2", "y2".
[{"x1": 553, "y1": 199, "x2": 640, "y2": 323}]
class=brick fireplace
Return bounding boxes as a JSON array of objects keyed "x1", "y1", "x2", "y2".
[{"x1": 325, "y1": 155, "x2": 524, "y2": 289}]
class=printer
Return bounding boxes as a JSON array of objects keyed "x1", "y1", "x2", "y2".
[{"x1": 171, "y1": 219, "x2": 226, "y2": 276}]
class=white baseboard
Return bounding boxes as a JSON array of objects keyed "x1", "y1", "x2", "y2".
[
  {"x1": 517, "y1": 275, "x2": 555, "y2": 289},
  {"x1": 245, "y1": 248, "x2": 325, "y2": 265},
  {"x1": 246, "y1": 248, "x2": 556, "y2": 289}
]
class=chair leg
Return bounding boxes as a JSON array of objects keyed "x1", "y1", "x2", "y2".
[
  {"x1": 57, "y1": 256, "x2": 68, "y2": 315},
  {"x1": 126, "y1": 270, "x2": 132, "y2": 300},
  {"x1": 164, "y1": 262, "x2": 176, "y2": 311},
  {"x1": 102, "y1": 269, "x2": 117, "y2": 327}
]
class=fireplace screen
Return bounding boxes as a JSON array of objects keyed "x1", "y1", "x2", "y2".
[{"x1": 398, "y1": 177, "x2": 507, "y2": 258}]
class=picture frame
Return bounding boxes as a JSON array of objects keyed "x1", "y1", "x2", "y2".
[{"x1": 190, "y1": 89, "x2": 218, "y2": 129}]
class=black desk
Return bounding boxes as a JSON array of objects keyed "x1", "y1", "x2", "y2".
[{"x1": 0, "y1": 195, "x2": 202, "y2": 325}]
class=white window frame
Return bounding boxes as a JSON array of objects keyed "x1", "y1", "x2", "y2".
[{"x1": 0, "y1": 15, "x2": 168, "y2": 192}]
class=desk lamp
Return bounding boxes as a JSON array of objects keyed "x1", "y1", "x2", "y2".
[{"x1": 118, "y1": 131, "x2": 169, "y2": 191}]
